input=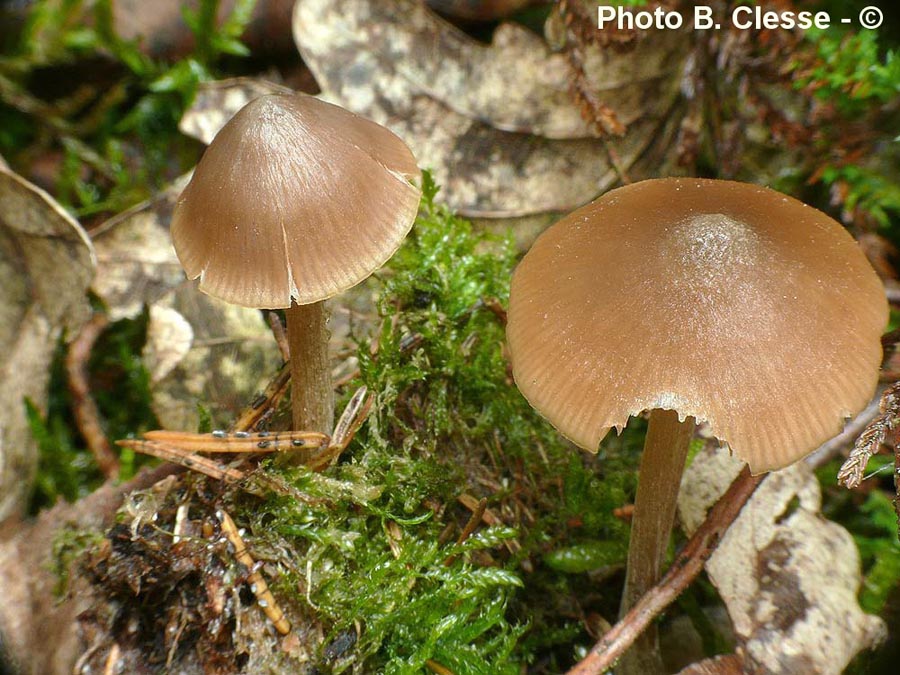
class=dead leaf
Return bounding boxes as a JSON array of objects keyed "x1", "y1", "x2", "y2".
[
  {"x1": 0, "y1": 166, "x2": 95, "y2": 522},
  {"x1": 145, "y1": 289, "x2": 282, "y2": 431},
  {"x1": 290, "y1": 0, "x2": 688, "y2": 216},
  {"x1": 91, "y1": 176, "x2": 283, "y2": 431},
  {"x1": 178, "y1": 78, "x2": 292, "y2": 146},
  {"x1": 143, "y1": 305, "x2": 194, "y2": 385},
  {"x1": 678, "y1": 446, "x2": 886, "y2": 675},
  {"x1": 676, "y1": 654, "x2": 745, "y2": 675},
  {"x1": 91, "y1": 174, "x2": 190, "y2": 321}
]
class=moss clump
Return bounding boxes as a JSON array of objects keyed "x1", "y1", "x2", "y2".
[
  {"x1": 27, "y1": 311, "x2": 158, "y2": 512},
  {"x1": 238, "y1": 174, "x2": 643, "y2": 673},
  {"x1": 74, "y1": 176, "x2": 645, "y2": 673}
]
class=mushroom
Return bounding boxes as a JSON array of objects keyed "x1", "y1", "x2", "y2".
[
  {"x1": 506, "y1": 177, "x2": 886, "y2": 670},
  {"x1": 171, "y1": 93, "x2": 421, "y2": 438}
]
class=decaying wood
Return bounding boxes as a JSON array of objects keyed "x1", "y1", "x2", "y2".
[{"x1": 0, "y1": 464, "x2": 180, "y2": 675}]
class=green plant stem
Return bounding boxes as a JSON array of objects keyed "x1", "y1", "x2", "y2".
[
  {"x1": 286, "y1": 300, "x2": 333, "y2": 440},
  {"x1": 618, "y1": 408, "x2": 695, "y2": 675}
]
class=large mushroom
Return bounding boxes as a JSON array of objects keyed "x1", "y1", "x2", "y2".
[
  {"x1": 506, "y1": 177, "x2": 887, "y2": 670},
  {"x1": 171, "y1": 93, "x2": 421, "y2": 439}
]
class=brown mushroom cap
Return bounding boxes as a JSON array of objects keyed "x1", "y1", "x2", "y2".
[
  {"x1": 171, "y1": 93, "x2": 421, "y2": 308},
  {"x1": 507, "y1": 178, "x2": 887, "y2": 473}
]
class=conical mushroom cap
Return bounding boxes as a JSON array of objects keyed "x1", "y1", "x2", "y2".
[
  {"x1": 507, "y1": 178, "x2": 887, "y2": 473},
  {"x1": 171, "y1": 93, "x2": 421, "y2": 308}
]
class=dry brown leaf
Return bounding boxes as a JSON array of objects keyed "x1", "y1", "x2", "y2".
[
  {"x1": 143, "y1": 305, "x2": 194, "y2": 385},
  {"x1": 91, "y1": 178, "x2": 282, "y2": 431},
  {"x1": 298, "y1": 0, "x2": 682, "y2": 139},
  {"x1": 91, "y1": 174, "x2": 191, "y2": 321},
  {"x1": 178, "y1": 78, "x2": 292, "y2": 146},
  {"x1": 676, "y1": 654, "x2": 745, "y2": 675},
  {"x1": 145, "y1": 289, "x2": 282, "y2": 431},
  {"x1": 290, "y1": 0, "x2": 688, "y2": 216},
  {"x1": 678, "y1": 446, "x2": 886, "y2": 674},
  {"x1": 0, "y1": 166, "x2": 95, "y2": 522}
]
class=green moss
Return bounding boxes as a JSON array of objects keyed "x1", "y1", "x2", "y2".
[
  {"x1": 817, "y1": 456, "x2": 900, "y2": 615},
  {"x1": 794, "y1": 28, "x2": 900, "y2": 115},
  {"x1": 787, "y1": 23, "x2": 900, "y2": 230},
  {"x1": 223, "y1": 176, "x2": 643, "y2": 673},
  {"x1": 0, "y1": 0, "x2": 259, "y2": 217},
  {"x1": 27, "y1": 312, "x2": 158, "y2": 513},
  {"x1": 50, "y1": 523, "x2": 105, "y2": 597}
]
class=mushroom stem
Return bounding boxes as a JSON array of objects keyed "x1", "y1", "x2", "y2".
[
  {"x1": 618, "y1": 408, "x2": 695, "y2": 674},
  {"x1": 286, "y1": 300, "x2": 334, "y2": 438}
]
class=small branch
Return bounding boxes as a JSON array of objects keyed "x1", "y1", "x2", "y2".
[
  {"x1": 306, "y1": 386, "x2": 373, "y2": 471},
  {"x1": 457, "y1": 493, "x2": 521, "y2": 555},
  {"x1": 566, "y1": 467, "x2": 763, "y2": 675},
  {"x1": 443, "y1": 497, "x2": 487, "y2": 567},
  {"x1": 102, "y1": 644, "x2": 121, "y2": 675},
  {"x1": 216, "y1": 508, "x2": 291, "y2": 635},
  {"x1": 116, "y1": 440, "x2": 247, "y2": 484},
  {"x1": 231, "y1": 362, "x2": 291, "y2": 433},
  {"x1": 329, "y1": 386, "x2": 370, "y2": 450},
  {"x1": 66, "y1": 313, "x2": 119, "y2": 478},
  {"x1": 142, "y1": 429, "x2": 328, "y2": 453},
  {"x1": 838, "y1": 381, "x2": 900, "y2": 489},
  {"x1": 267, "y1": 311, "x2": 291, "y2": 362},
  {"x1": 805, "y1": 391, "x2": 882, "y2": 470}
]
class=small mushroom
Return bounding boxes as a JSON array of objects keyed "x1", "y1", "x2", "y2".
[
  {"x1": 171, "y1": 93, "x2": 421, "y2": 439},
  {"x1": 506, "y1": 177, "x2": 886, "y2": 669}
]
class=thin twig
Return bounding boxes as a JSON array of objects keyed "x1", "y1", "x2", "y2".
[
  {"x1": 231, "y1": 362, "x2": 291, "y2": 432},
  {"x1": 116, "y1": 440, "x2": 246, "y2": 483},
  {"x1": 142, "y1": 429, "x2": 329, "y2": 453},
  {"x1": 66, "y1": 313, "x2": 119, "y2": 478},
  {"x1": 444, "y1": 497, "x2": 487, "y2": 566},
  {"x1": 101, "y1": 644, "x2": 121, "y2": 675},
  {"x1": 330, "y1": 386, "x2": 370, "y2": 450},
  {"x1": 565, "y1": 467, "x2": 763, "y2": 675},
  {"x1": 838, "y1": 381, "x2": 900, "y2": 489},
  {"x1": 457, "y1": 493, "x2": 521, "y2": 555},
  {"x1": 267, "y1": 311, "x2": 291, "y2": 361},
  {"x1": 308, "y1": 387, "x2": 373, "y2": 471},
  {"x1": 216, "y1": 508, "x2": 291, "y2": 634}
]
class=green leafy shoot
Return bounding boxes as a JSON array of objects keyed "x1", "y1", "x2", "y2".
[
  {"x1": 794, "y1": 28, "x2": 900, "y2": 115},
  {"x1": 0, "y1": 0, "x2": 258, "y2": 217}
]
